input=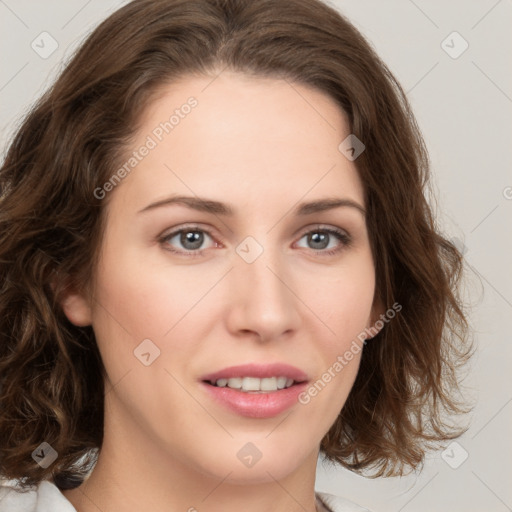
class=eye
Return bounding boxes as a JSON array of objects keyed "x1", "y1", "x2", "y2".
[
  {"x1": 159, "y1": 226, "x2": 218, "y2": 256},
  {"x1": 295, "y1": 226, "x2": 351, "y2": 256},
  {"x1": 158, "y1": 224, "x2": 351, "y2": 258}
]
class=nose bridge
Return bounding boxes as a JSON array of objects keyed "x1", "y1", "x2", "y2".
[
  {"x1": 235, "y1": 238, "x2": 284, "y2": 301},
  {"x1": 228, "y1": 236, "x2": 301, "y2": 339}
]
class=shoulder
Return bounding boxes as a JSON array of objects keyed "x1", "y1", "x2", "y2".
[
  {"x1": 316, "y1": 491, "x2": 372, "y2": 512},
  {"x1": 0, "y1": 479, "x2": 76, "y2": 512}
]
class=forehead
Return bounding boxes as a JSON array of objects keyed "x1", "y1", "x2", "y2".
[{"x1": 111, "y1": 71, "x2": 365, "y2": 213}]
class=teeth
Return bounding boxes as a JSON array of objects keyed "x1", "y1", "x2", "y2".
[
  {"x1": 242, "y1": 377, "x2": 261, "y2": 391},
  {"x1": 277, "y1": 377, "x2": 287, "y2": 389},
  {"x1": 212, "y1": 376, "x2": 296, "y2": 392},
  {"x1": 260, "y1": 377, "x2": 277, "y2": 391},
  {"x1": 226, "y1": 377, "x2": 242, "y2": 389}
]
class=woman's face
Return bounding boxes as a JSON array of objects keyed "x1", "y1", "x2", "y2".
[{"x1": 64, "y1": 70, "x2": 380, "y2": 483}]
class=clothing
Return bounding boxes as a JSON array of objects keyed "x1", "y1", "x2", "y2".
[
  {"x1": 0, "y1": 479, "x2": 370, "y2": 512},
  {"x1": 0, "y1": 480, "x2": 75, "y2": 512}
]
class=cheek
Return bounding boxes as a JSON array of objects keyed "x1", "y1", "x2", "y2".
[
  {"x1": 90, "y1": 246, "x2": 223, "y2": 380},
  {"x1": 92, "y1": 245, "x2": 200, "y2": 337},
  {"x1": 298, "y1": 255, "x2": 374, "y2": 408},
  {"x1": 304, "y1": 256, "x2": 376, "y2": 345}
]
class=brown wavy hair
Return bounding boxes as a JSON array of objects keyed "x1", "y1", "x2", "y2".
[{"x1": 0, "y1": 0, "x2": 472, "y2": 490}]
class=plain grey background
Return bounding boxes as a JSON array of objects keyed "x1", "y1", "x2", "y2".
[{"x1": 1, "y1": 1, "x2": 511, "y2": 511}]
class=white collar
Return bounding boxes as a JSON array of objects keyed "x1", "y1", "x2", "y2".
[{"x1": 1, "y1": 479, "x2": 370, "y2": 512}]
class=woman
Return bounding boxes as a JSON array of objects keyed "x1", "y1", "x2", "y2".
[{"x1": 0, "y1": 1, "x2": 471, "y2": 511}]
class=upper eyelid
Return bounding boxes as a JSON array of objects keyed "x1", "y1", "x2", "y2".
[
  {"x1": 161, "y1": 223, "x2": 349, "y2": 237},
  {"x1": 160, "y1": 223, "x2": 350, "y2": 248},
  {"x1": 161, "y1": 223, "x2": 219, "y2": 241}
]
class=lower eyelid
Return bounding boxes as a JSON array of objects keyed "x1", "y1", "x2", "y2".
[{"x1": 160, "y1": 227, "x2": 351, "y2": 255}]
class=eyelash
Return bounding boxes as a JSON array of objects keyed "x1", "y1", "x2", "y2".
[{"x1": 158, "y1": 224, "x2": 352, "y2": 259}]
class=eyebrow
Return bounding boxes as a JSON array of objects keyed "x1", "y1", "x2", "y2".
[{"x1": 138, "y1": 195, "x2": 366, "y2": 216}]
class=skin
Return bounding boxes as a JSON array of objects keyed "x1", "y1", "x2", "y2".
[{"x1": 61, "y1": 70, "x2": 383, "y2": 512}]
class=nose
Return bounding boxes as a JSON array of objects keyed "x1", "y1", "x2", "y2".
[{"x1": 225, "y1": 247, "x2": 302, "y2": 343}]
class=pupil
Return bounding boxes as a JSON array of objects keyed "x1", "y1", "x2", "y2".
[
  {"x1": 181, "y1": 231, "x2": 203, "y2": 250},
  {"x1": 310, "y1": 232, "x2": 328, "y2": 249}
]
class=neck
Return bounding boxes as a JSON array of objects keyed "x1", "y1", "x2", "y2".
[{"x1": 63, "y1": 399, "x2": 321, "y2": 512}]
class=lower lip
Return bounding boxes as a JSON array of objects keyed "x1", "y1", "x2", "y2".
[{"x1": 200, "y1": 381, "x2": 308, "y2": 418}]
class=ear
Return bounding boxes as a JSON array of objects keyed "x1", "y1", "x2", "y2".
[
  {"x1": 60, "y1": 291, "x2": 93, "y2": 326},
  {"x1": 52, "y1": 275, "x2": 93, "y2": 327}
]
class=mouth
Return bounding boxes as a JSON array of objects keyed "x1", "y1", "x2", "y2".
[
  {"x1": 203, "y1": 376, "x2": 299, "y2": 393},
  {"x1": 199, "y1": 363, "x2": 309, "y2": 418}
]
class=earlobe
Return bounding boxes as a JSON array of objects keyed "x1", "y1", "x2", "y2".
[
  {"x1": 60, "y1": 292, "x2": 93, "y2": 326},
  {"x1": 52, "y1": 276, "x2": 93, "y2": 327}
]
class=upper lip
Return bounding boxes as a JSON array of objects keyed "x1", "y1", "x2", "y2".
[{"x1": 201, "y1": 363, "x2": 309, "y2": 383}]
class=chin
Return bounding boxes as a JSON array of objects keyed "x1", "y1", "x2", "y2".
[
  {"x1": 223, "y1": 461, "x2": 301, "y2": 485},
  {"x1": 191, "y1": 441, "x2": 313, "y2": 485}
]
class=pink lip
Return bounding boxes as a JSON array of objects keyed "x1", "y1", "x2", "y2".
[
  {"x1": 199, "y1": 363, "x2": 309, "y2": 419},
  {"x1": 200, "y1": 381, "x2": 309, "y2": 418},
  {"x1": 201, "y1": 363, "x2": 308, "y2": 383}
]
